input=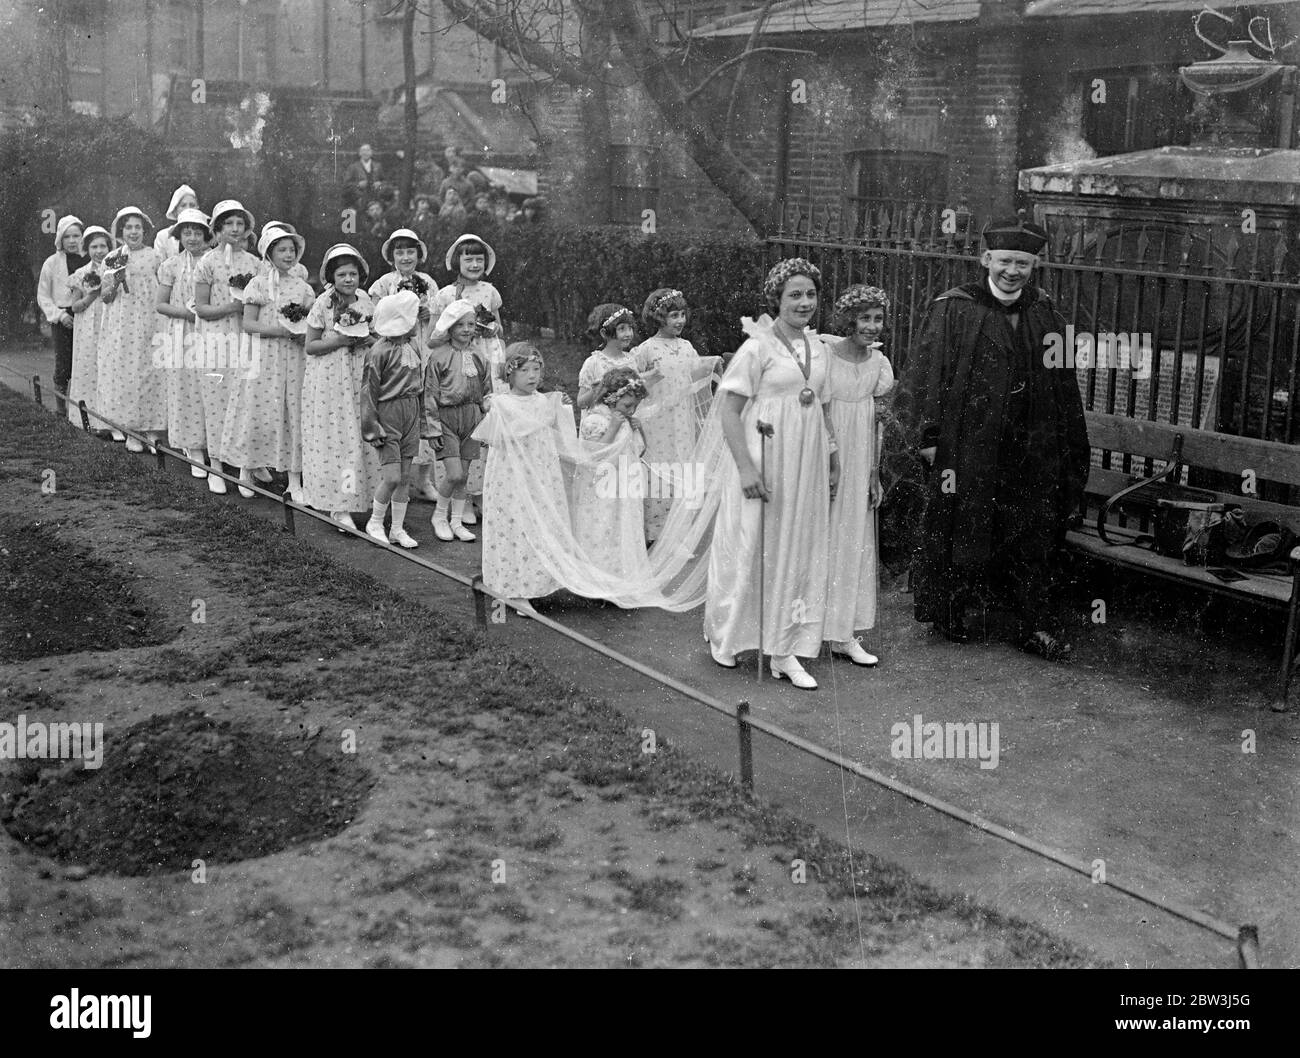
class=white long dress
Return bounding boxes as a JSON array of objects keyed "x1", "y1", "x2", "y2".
[
  {"x1": 299, "y1": 289, "x2": 382, "y2": 513},
  {"x1": 574, "y1": 407, "x2": 652, "y2": 581},
  {"x1": 158, "y1": 250, "x2": 208, "y2": 449},
  {"x1": 194, "y1": 245, "x2": 262, "y2": 462},
  {"x1": 632, "y1": 334, "x2": 712, "y2": 539},
  {"x1": 704, "y1": 323, "x2": 832, "y2": 659},
  {"x1": 95, "y1": 247, "x2": 165, "y2": 432},
  {"x1": 824, "y1": 345, "x2": 895, "y2": 639},
  {"x1": 66, "y1": 262, "x2": 105, "y2": 427}
]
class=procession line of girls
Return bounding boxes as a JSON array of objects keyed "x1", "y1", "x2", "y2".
[
  {"x1": 45, "y1": 186, "x2": 508, "y2": 545},
  {"x1": 471, "y1": 261, "x2": 893, "y2": 689}
]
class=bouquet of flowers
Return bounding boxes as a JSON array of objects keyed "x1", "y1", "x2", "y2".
[
  {"x1": 279, "y1": 300, "x2": 311, "y2": 334},
  {"x1": 81, "y1": 271, "x2": 102, "y2": 291},
  {"x1": 397, "y1": 274, "x2": 429, "y2": 298},
  {"x1": 102, "y1": 247, "x2": 130, "y2": 293},
  {"x1": 228, "y1": 272, "x2": 255, "y2": 301},
  {"x1": 334, "y1": 305, "x2": 372, "y2": 339},
  {"x1": 473, "y1": 304, "x2": 497, "y2": 336}
]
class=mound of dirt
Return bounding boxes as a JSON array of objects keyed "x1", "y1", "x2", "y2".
[
  {"x1": 1, "y1": 709, "x2": 374, "y2": 876},
  {"x1": 0, "y1": 515, "x2": 173, "y2": 661}
]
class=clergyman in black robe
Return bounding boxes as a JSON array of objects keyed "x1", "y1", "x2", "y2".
[{"x1": 898, "y1": 216, "x2": 1090, "y2": 658}]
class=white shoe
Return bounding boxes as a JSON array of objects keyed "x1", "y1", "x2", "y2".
[
  {"x1": 431, "y1": 510, "x2": 455, "y2": 542},
  {"x1": 187, "y1": 451, "x2": 207, "y2": 478},
  {"x1": 237, "y1": 474, "x2": 256, "y2": 498},
  {"x1": 125, "y1": 436, "x2": 144, "y2": 453},
  {"x1": 460, "y1": 505, "x2": 478, "y2": 526},
  {"x1": 364, "y1": 520, "x2": 389, "y2": 544},
  {"x1": 111, "y1": 430, "x2": 126, "y2": 442},
  {"x1": 252, "y1": 467, "x2": 274, "y2": 484},
  {"x1": 207, "y1": 473, "x2": 227, "y2": 494},
  {"x1": 389, "y1": 527, "x2": 419, "y2": 549},
  {"x1": 830, "y1": 639, "x2": 878, "y2": 667},
  {"x1": 708, "y1": 639, "x2": 737, "y2": 668},
  {"x1": 450, "y1": 519, "x2": 476, "y2": 542},
  {"x1": 770, "y1": 655, "x2": 817, "y2": 690},
  {"x1": 507, "y1": 597, "x2": 536, "y2": 619},
  {"x1": 329, "y1": 511, "x2": 355, "y2": 532}
]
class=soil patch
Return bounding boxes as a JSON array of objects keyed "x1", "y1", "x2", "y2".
[
  {"x1": 2, "y1": 708, "x2": 374, "y2": 876},
  {"x1": 0, "y1": 514, "x2": 173, "y2": 661}
]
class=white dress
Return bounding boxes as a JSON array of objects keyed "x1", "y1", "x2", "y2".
[
  {"x1": 95, "y1": 247, "x2": 165, "y2": 432},
  {"x1": 66, "y1": 262, "x2": 105, "y2": 427},
  {"x1": 195, "y1": 246, "x2": 262, "y2": 462},
  {"x1": 632, "y1": 334, "x2": 711, "y2": 538},
  {"x1": 219, "y1": 270, "x2": 314, "y2": 471},
  {"x1": 473, "y1": 391, "x2": 571, "y2": 598},
  {"x1": 574, "y1": 407, "x2": 652, "y2": 581},
  {"x1": 299, "y1": 289, "x2": 383, "y2": 512},
  {"x1": 157, "y1": 251, "x2": 208, "y2": 449},
  {"x1": 825, "y1": 346, "x2": 895, "y2": 639},
  {"x1": 704, "y1": 324, "x2": 831, "y2": 659}
]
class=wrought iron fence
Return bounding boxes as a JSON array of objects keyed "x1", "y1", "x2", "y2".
[{"x1": 771, "y1": 202, "x2": 1300, "y2": 451}]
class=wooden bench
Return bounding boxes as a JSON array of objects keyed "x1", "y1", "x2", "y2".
[{"x1": 1066, "y1": 410, "x2": 1300, "y2": 710}]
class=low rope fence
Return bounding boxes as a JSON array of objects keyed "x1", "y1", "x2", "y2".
[{"x1": 0, "y1": 360, "x2": 1261, "y2": 967}]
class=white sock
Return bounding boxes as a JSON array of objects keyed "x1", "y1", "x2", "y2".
[
  {"x1": 370, "y1": 499, "x2": 388, "y2": 525},
  {"x1": 288, "y1": 471, "x2": 302, "y2": 492},
  {"x1": 450, "y1": 498, "x2": 466, "y2": 522},
  {"x1": 434, "y1": 494, "x2": 450, "y2": 517},
  {"x1": 390, "y1": 500, "x2": 408, "y2": 532}
]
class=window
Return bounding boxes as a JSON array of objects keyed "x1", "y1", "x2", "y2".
[
  {"x1": 609, "y1": 144, "x2": 660, "y2": 226},
  {"x1": 1081, "y1": 67, "x2": 1193, "y2": 156}
]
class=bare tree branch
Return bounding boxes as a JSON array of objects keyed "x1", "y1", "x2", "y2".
[{"x1": 684, "y1": 46, "x2": 815, "y2": 104}]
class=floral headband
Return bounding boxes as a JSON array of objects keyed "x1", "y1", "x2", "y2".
[
  {"x1": 602, "y1": 307, "x2": 634, "y2": 332},
  {"x1": 651, "y1": 289, "x2": 683, "y2": 315},
  {"x1": 834, "y1": 285, "x2": 890, "y2": 321},
  {"x1": 601, "y1": 377, "x2": 648, "y2": 406},
  {"x1": 763, "y1": 258, "x2": 821, "y2": 305},
  {"x1": 501, "y1": 350, "x2": 544, "y2": 379}
]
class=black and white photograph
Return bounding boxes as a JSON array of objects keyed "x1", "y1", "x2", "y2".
[{"x1": 0, "y1": 0, "x2": 1295, "y2": 998}]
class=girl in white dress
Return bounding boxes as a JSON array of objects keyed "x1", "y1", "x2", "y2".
[
  {"x1": 705, "y1": 258, "x2": 839, "y2": 690},
  {"x1": 95, "y1": 207, "x2": 164, "y2": 452},
  {"x1": 194, "y1": 199, "x2": 261, "y2": 493},
  {"x1": 65, "y1": 226, "x2": 111, "y2": 429},
  {"x1": 153, "y1": 184, "x2": 199, "y2": 259},
  {"x1": 471, "y1": 345, "x2": 577, "y2": 607},
  {"x1": 155, "y1": 208, "x2": 213, "y2": 478},
  {"x1": 632, "y1": 288, "x2": 721, "y2": 540},
  {"x1": 574, "y1": 367, "x2": 653, "y2": 581},
  {"x1": 430, "y1": 234, "x2": 506, "y2": 392},
  {"x1": 823, "y1": 286, "x2": 896, "y2": 667},
  {"x1": 301, "y1": 244, "x2": 382, "y2": 530},
  {"x1": 577, "y1": 304, "x2": 661, "y2": 411},
  {"x1": 220, "y1": 224, "x2": 315, "y2": 498}
]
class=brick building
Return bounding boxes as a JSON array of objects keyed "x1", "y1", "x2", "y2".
[{"x1": 533, "y1": 0, "x2": 1300, "y2": 235}]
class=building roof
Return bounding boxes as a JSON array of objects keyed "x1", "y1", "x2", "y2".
[
  {"x1": 692, "y1": 0, "x2": 979, "y2": 38},
  {"x1": 1025, "y1": 0, "x2": 1297, "y2": 15}
]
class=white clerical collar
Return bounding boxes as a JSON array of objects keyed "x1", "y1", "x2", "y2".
[{"x1": 987, "y1": 276, "x2": 1023, "y2": 306}]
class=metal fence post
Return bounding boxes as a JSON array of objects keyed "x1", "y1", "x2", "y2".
[
  {"x1": 31, "y1": 375, "x2": 41, "y2": 405},
  {"x1": 280, "y1": 492, "x2": 296, "y2": 535},
  {"x1": 736, "y1": 699, "x2": 754, "y2": 797},
  {"x1": 471, "y1": 575, "x2": 488, "y2": 630},
  {"x1": 1237, "y1": 924, "x2": 1260, "y2": 968},
  {"x1": 154, "y1": 441, "x2": 166, "y2": 471},
  {"x1": 78, "y1": 400, "x2": 90, "y2": 432}
]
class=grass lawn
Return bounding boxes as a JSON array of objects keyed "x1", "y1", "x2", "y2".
[{"x1": 0, "y1": 382, "x2": 1103, "y2": 967}]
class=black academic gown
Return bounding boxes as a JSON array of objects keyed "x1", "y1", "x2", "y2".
[{"x1": 899, "y1": 276, "x2": 1090, "y2": 626}]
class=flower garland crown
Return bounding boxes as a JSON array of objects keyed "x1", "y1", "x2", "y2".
[
  {"x1": 600, "y1": 377, "x2": 648, "y2": 406},
  {"x1": 652, "y1": 289, "x2": 683, "y2": 315},
  {"x1": 602, "y1": 308, "x2": 633, "y2": 332}
]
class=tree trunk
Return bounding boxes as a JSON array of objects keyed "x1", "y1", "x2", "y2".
[{"x1": 401, "y1": 0, "x2": 418, "y2": 210}]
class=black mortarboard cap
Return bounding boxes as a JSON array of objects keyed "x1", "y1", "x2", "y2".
[{"x1": 982, "y1": 210, "x2": 1048, "y2": 254}]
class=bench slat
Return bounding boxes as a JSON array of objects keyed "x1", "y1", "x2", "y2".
[
  {"x1": 1081, "y1": 467, "x2": 1300, "y2": 533},
  {"x1": 1066, "y1": 526, "x2": 1294, "y2": 605},
  {"x1": 1085, "y1": 411, "x2": 1300, "y2": 487}
]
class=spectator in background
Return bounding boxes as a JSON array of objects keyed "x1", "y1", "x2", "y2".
[
  {"x1": 408, "y1": 194, "x2": 437, "y2": 246},
  {"x1": 343, "y1": 144, "x2": 383, "y2": 207},
  {"x1": 439, "y1": 157, "x2": 476, "y2": 211},
  {"x1": 517, "y1": 197, "x2": 545, "y2": 224},
  {"x1": 468, "y1": 192, "x2": 495, "y2": 229},
  {"x1": 493, "y1": 197, "x2": 512, "y2": 225},
  {"x1": 361, "y1": 200, "x2": 393, "y2": 279},
  {"x1": 439, "y1": 187, "x2": 468, "y2": 227}
]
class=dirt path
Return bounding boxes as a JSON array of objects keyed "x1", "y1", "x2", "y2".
[{"x1": 4, "y1": 341, "x2": 1295, "y2": 967}]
